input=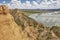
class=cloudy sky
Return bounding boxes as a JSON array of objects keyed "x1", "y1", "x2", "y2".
[{"x1": 0, "y1": 0, "x2": 60, "y2": 9}]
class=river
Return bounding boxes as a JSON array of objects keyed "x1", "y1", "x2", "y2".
[{"x1": 29, "y1": 11, "x2": 60, "y2": 27}]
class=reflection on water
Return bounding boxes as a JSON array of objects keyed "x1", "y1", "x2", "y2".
[{"x1": 29, "y1": 11, "x2": 60, "y2": 27}]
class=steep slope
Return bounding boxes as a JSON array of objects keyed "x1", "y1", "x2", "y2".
[
  {"x1": 0, "y1": 5, "x2": 60, "y2": 40},
  {"x1": 10, "y1": 9, "x2": 60, "y2": 40},
  {"x1": 0, "y1": 5, "x2": 30, "y2": 40},
  {"x1": 10, "y1": 9, "x2": 45, "y2": 40},
  {"x1": 38, "y1": 29, "x2": 60, "y2": 40},
  {"x1": 50, "y1": 26, "x2": 60, "y2": 38},
  {"x1": 0, "y1": 5, "x2": 48, "y2": 40}
]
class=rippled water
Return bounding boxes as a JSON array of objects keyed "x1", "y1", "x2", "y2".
[{"x1": 29, "y1": 11, "x2": 60, "y2": 27}]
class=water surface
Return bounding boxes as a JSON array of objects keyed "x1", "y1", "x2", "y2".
[{"x1": 29, "y1": 11, "x2": 60, "y2": 27}]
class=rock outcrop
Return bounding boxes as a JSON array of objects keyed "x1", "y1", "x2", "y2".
[
  {"x1": 10, "y1": 9, "x2": 44, "y2": 40},
  {"x1": 0, "y1": 5, "x2": 25, "y2": 40},
  {"x1": 0, "y1": 5, "x2": 44, "y2": 40}
]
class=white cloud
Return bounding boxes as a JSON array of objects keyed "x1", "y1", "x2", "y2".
[
  {"x1": 32, "y1": 1, "x2": 38, "y2": 6},
  {"x1": 0, "y1": 1, "x2": 6, "y2": 5},
  {"x1": 38, "y1": 0, "x2": 60, "y2": 9},
  {"x1": 3, "y1": 1, "x2": 6, "y2": 3},
  {"x1": 0, "y1": 0, "x2": 60, "y2": 9},
  {"x1": 7, "y1": 0, "x2": 21, "y2": 9}
]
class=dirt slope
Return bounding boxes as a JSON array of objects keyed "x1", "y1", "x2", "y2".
[
  {"x1": 10, "y1": 9, "x2": 45, "y2": 40},
  {"x1": 0, "y1": 5, "x2": 60, "y2": 40},
  {"x1": 0, "y1": 5, "x2": 28, "y2": 40},
  {"x1": 10, "y1": 9, "x2": 60, "y2": 40},
  {"x1": 0, "y1": 5, "x2": 44, "y2": 40}
]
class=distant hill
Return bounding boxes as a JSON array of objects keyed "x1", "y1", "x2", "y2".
[{"x1": 20, "y1": 9, "x2": 60, "y2": 11}]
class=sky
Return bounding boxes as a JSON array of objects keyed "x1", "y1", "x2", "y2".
[{"x1": 0, "y1": 0, "x2": 60, "y2": 9}]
